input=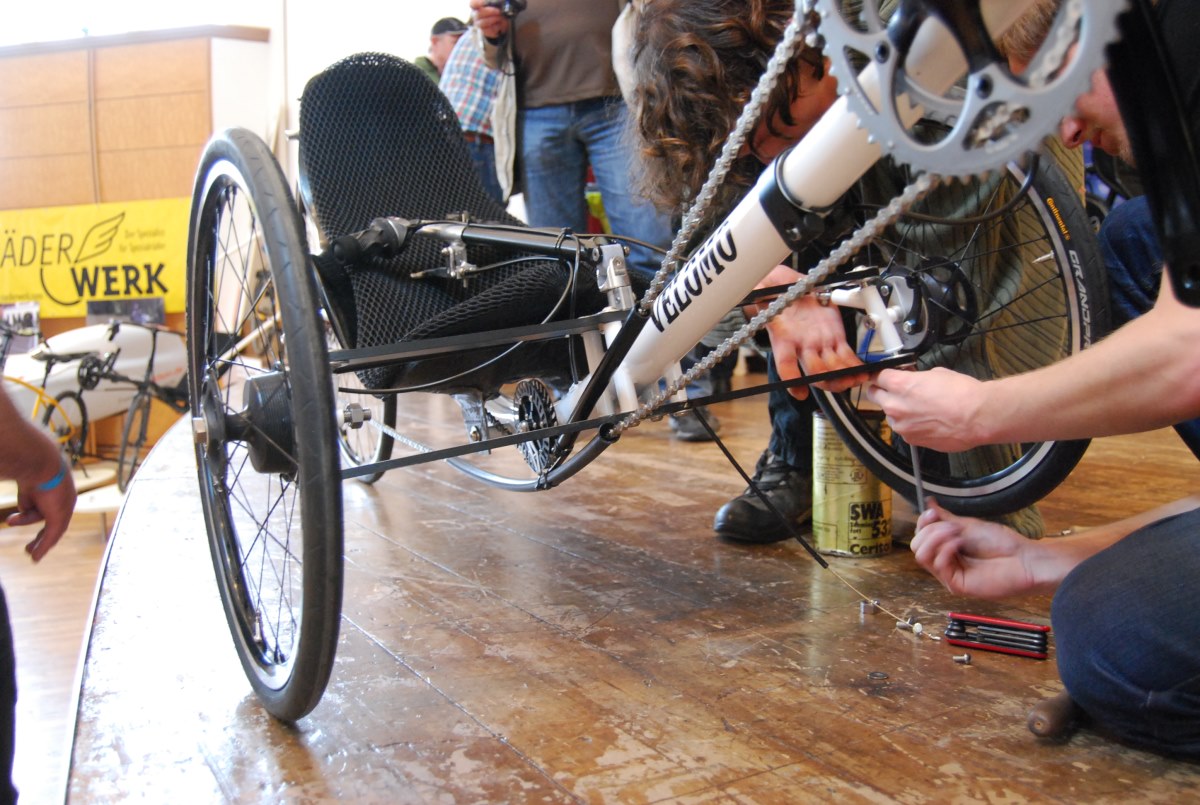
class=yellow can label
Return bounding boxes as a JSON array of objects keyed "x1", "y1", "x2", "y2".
[{"x1": 812, "y1": 411, "x2": 893, "y2": 557}]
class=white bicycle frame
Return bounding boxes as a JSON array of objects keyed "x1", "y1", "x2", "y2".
[{"x1": 550, "y1": 0, "x2": 1040, "y2": 423}]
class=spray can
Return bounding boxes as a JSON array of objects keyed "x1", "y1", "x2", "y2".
[{"x1": 812, "y1": 411, "x2": 893, "y2": 557}]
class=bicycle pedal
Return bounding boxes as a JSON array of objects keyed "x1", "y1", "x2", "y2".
[{"x1": 944, "y1": 612, "x2": 1050, "y2": 660}]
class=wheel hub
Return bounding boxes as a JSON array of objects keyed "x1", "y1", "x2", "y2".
[
  {"x1": 193, "y1": 369, "x2": 295, "y2": 475},
  {"x1": 241, "y1": 371, "x2": 295, "y2": 474},
  {"x1": 882, "y1": 260, "x2": 978, "y2": 352}
]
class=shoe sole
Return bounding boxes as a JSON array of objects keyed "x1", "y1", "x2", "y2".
[{"x1": 713, "y1": 511, "x2": 813, "y2": 544}]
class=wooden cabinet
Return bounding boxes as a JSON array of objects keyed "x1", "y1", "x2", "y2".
[
  {"x1": 0, "y1": 27, "x2": 270, "y2": 451},
  {"x1": 0, "y1": 25, "x2": 269, "y2": 211}
]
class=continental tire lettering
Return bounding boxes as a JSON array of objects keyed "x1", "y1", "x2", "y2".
[
  {"x1": 1046, "y1": 196, "x2": 1071, "y2": 241},
  {"x1": 650, "y1": 224, "x2": 738, "y2": 332}
]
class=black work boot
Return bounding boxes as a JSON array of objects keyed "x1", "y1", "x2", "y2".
[
  {"x1": 668, "y1": 407, "x2": 721, "y2": 442},
  {"x1": 713, "y1": 450, "x2": 811, "y2": 543}
]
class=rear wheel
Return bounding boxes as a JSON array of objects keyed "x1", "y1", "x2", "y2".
[
  {"x1": 815, "y1": 157, "x2": 1110, "y2": 516},
  {"x1": 43, "y1": 390, "x2": 88, "y2": 464},
  {"x1": 187, "y1": 127, "x2": 342, "y2": 721},
  {"x1": 116, "y1": 392, "x2": 152, "y2": 491}
]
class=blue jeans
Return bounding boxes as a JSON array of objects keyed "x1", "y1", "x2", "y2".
[
  {"x1": 519, "y1": 97, "x2": 673, "y2": 280},
  {"x1": 0, "y1": 584, "x2": 15, "y2": 803},
  {"x1": 1100, "y1": 196, "x2": 1165, "y2": 327},
  {"x1": 466, "y1": 139, "x2": 504, "y2": 205},
  {"x1": 767, "y1": 359, "x2": 817, "y2": 470},
  {"x1": 1099, "y1": 196, "x2": 1200, "y2": 456},
  {"x1": 520, "y1": 98, "x2": 714, "y2": 397},
  {"x1": 1053, "y1": 506, "x2": 1200, "y2": 757}
]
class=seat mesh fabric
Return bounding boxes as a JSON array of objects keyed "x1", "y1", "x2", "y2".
[{"x1": 298, "y1": 52, "x2": 605, "y2": 390}]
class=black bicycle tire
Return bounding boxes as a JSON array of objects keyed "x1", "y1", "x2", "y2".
[
  {"x1": 116, "y1": 391, "x2": 152, "y2": 492},
  {"x1": 43, "y1": 390, "x2": 88, "y2": 464},
  {"x1": 186, "y1": 127, "x2": 343, "y2": 722},
  {"x1": 814, "y1": 157, "x2": 1111, "y2": 517}
]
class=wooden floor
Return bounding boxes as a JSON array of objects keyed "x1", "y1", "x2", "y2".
[
  {"x1": 0, "y1": 490, "x2": 109, "y2": 805},
  {"x1": 53, "y1": 378, "x2": 1200, "y2": 802}
]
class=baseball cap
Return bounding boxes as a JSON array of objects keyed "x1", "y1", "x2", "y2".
[{"x1": 431, "y1": 17, "x2": 468, "y2": 36}]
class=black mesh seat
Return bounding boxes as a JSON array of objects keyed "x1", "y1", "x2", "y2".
[{"x1": 298, "y1": 52, "x2": 605, "y2": 391}]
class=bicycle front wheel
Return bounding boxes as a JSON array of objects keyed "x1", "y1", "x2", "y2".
[
  {"x1": 116, "y1": 392, "x2": 152, "y2": 491},
  {"x1": 815, "y1": 156, "x2": 1111, "y2": 516},
  {"x1": 187, "y1": 127, "x2": 343, "y2": 721},
  {"x1": 42, "y1": 390, "x2": 88, "y2": 464}
]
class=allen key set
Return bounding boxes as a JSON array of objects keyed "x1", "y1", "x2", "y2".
[{"x1": 944, "y1": 613, "x2": 1050, "y2": 660}]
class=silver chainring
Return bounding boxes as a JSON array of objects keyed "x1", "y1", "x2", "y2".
[
  {"x1": 813, "y1": 0, "x2": 1128, "y2": 178},
  {"x1": 514, "y1": 379, "x2": 558, "y2": 473}
]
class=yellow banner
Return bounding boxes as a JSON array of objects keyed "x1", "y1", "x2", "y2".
[{"x1": 0, "y1": 198, "x2": 189, "y2": 318}]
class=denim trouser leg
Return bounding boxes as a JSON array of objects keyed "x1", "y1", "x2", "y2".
[
  {"x1": 1052, "y1": 506, "x2": 1200, "y2": 757},
  {"x1": 520, "y1": 97, "x2": 676, "y2": 269},
  {"x1": 522, "y1": 99, "x2": 702, "y2": 396},
  {"x1": 466, "y1": 140, "x2": 504, "y2": 204},
  {"x1": 0, "y1": 584, "x2": 16, "y2": 804},
  {"x1": 1099, "y1": 196, "x2": 1165, "y2": 328},
  {"x1": 519, "y1": 104, "x2": 590, "y2": 233},
  {"x1": 577, "y1": 100, "x2": 675, "y2": 279},
  {"x1": 1099, "y1": 196, "x2": 1200, "y2": 456},
  {"x1": 766, "y1": 358, "x2": 817, "y2": 471}
]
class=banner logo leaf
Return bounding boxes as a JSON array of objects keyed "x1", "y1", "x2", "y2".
[{"x1": 73, "y1": 212, "x2": 126, "y2": 264}]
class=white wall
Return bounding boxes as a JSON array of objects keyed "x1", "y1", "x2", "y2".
[
  {"x1": 267, "y1": 0, "x2": 471, "y2": 177},
  {"x1": 286, "y1": 0, "x2": 471, "y2": 91}
]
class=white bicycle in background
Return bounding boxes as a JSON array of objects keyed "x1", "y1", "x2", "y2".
[{"x1": 185, "y1": 0, "x2": 1154, "y2": 721}]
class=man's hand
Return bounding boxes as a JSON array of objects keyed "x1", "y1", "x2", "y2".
[
  {"x1": 753, "y1": 266, "x2": 869, "y2": 400},
  {"x1": 910, "y1": 500, "x2": 1037, "y2": 599},
  {"x1": 6, "y1": 449, "x2": 77, "y2": 563},
  {"x1": 865, "y1": 366, "x2": 989, "y2": 452},
  {"x1": 469, "y1": 0, "x2": 510, "y2": 40}
]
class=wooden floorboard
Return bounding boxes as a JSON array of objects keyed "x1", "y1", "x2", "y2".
[
  {"x1": 58, "y1": 379, "x2": 1200, "y2": 802},
  {"x1": 1, "y1": 510, "x2": 107, "y2": 805}
]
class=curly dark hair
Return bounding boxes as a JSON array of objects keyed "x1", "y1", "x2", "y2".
[{"x1": 630, "y1": 0, "x2": 823, "y2": 223}]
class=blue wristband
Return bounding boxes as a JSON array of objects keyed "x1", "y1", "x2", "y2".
[{"x1": 34, "y1": 461, "x2": 68, "y2": 493}]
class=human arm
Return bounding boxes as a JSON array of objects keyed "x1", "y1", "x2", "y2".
[
  {"x1": 753, "y1": 266, "x2": 870, "y2": 400},
  {"x1": 0, "y1": 385, "x2": 77, "y2": 561},
  {"x1": 865, "y1": 274, "x2": 1200, "y2": 450},
  {"x1": 911, "y1": 496, "x2": 1200, "y2": 599},
  {"x1": 469, "y1": 0, "x2": 509, "y2": 68}
]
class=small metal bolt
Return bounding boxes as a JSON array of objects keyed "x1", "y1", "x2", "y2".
[
  {"x1": 191, "y1": 416, "x2": 208, "y2": 445},
  {"x1": 953, "y1": 653, "x2": 972, "y2": 665}
]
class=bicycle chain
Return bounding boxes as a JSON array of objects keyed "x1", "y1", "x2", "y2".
[
  {"x1": 365, "y1": 1, "x2": 1114, "y2": 444},
  {"x1": 637, "y1": 7, "x2": 819, "y2": 316},
  {"x1": 613, "y1": 172, "x2": 938, "y2": 436}
]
